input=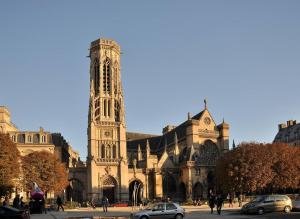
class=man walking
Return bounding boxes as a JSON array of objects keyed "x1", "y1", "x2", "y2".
[
  {"x1": 13, "y1": 194, "x2": 20, "y2": 209},
  {"x1": 209, "y1": 193, "x2": 216, "y2": 214},
  {"x1": 102, "y1": 196, "x2": 109, "y2": 212},
  {"x1": 56, "y1": 195, "x2": 64, "y2": 211},
  {"x1": 216, "y1": 194, "x2": 224, "y2": 215}
]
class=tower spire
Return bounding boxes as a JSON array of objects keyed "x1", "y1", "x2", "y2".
[
  {"x1": 174, "y1": 132, "x2": 179, "y2": 164},
  {"x1": 232, "y1": 139, "x2": 236, "y2": 149},
  {"x1": 137, "y1": 144, "x2": 142, "y2": 161},
  {"x1": 146, "y1": 139, "x2": 150, "y2": 157}
]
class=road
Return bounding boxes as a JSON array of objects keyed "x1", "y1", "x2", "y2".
[{"x1": 31, "y1": 206, "x2": 300, "y2": 219}]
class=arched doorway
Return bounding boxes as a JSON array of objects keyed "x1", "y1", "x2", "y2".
[
  {"x1": 193, "y1": 182, "x2": 203, "y2": 200},
  {"x1": 129, "y1": 180, "x2": 143, "y2": 206},
  {"x1": 102, "y1": 175, "x2": 117, "y2": 203},
  {"x1": 163, "y1": 172, "x2": 176, "y2": 199},
  {"x1": 179, "y1": 182, "x2": 186, "y2": 201},
  {"x1": 66, "y1": 179, "x2": 84, "y2": 203}
]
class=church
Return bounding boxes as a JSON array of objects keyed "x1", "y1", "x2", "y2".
[{"x1": 84, "y1": 38, "x2": 230, "y2": 203}]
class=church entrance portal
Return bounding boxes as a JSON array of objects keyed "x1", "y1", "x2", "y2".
[
  {"x1": 129, "y1": 180, "x2": 143, "y2": 206},
  {"x1": 102, "y1": 176, "x2": 117, "y2": 203},
  {"x1": 103, "y1": 187, "x2": 115, "y2": 203},
  {"x1": 193, "y1": 182, "x2": 203, "y2": 200},
  {"x1": 179, "y1": 182, "x2": 186, "y2": 201}
]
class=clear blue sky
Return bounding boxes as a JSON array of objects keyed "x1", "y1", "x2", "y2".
[{"x1": 1, "y1": 0, "x2": 300, "y2": 159}]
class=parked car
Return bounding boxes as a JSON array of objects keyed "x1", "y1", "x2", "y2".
[
  {"x1": 0, "y1": 206, "x2": 30, "y2": 219},
  {"x1": 292, "y1": 196, "x2": 300, "y2": 211},
  {"x1": 241, "y1": 195, "x2": 292, "y2": 215},
  {"x1": 132, "y1": 202, "x2": 185, "y2": 219}
]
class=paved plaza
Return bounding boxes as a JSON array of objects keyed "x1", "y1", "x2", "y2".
[{"x1": 30, "y1": 204, "x2": 300, "y2": 219}]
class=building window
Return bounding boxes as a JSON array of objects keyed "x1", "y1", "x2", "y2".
[
  {"x1": 101, "y1": 144, "x2": 105, "y2": 158},
  {"x1": 103, "y1": 58, "x2": 111, "y2": 93},
  {"x1": 94, "y1": 58, "x2": 100, "y2": 95},
  {"x1": 112, "y1": 145, "x2": 117, "y2": 158},
  {"x1": 114, "y1": 63, "x2": 118, "y2": 95},
  {"x1": 41, "y1": 135, "x2": 46, "y2": 143},
  {"x1": 103, "y1": 99, "x2": 107, "y2": 117},
  {"x1": 108, "y1": 100, "x2": 111, "y2": 117},
  {"x1": 115, "y1": 101, "x2": 120, "y2": 122},
  {"x1": 11, "y1": 135, "x2": 16, "y2": 142},
  {"x1": 195, "y1": 168, "x2": 200, "y2": 176},
  {"x1": 27, "y1": 135, "x2": 32, "y2": 143}
]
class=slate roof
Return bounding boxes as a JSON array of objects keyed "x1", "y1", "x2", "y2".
[
  {"x1": 126, "y1": 111, "x2": 205, "y2": 159},
  {"x1": 274, "y1": 123, "x2": 300, "y2": 143}
]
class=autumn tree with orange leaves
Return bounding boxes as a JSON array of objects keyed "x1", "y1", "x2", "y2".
[
  {"x1": 216, "y1": 142, "x2": 300, "y2": 194},
  {"x1": 0, "y1": 134, "x2": 21, "y2": 196},
  {"x1": 22, "y1": 151, "x2": 69, "y2": 194}
]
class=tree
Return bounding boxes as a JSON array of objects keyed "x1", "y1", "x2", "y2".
[
  {"x1": 217, "y1": 142, "x2": 273, "y2": 194},
  {"x1": 0, "y1": 134, "x2": 21, "y2": 196},
  {"x1": 216, "y1": 142, "x2": 300, "y2": 194},
  {"x1": 268, "y1": 143, "x2": 300, "y2": 191},
  {"x1": 22, "y1": 151, "x2": 69, "y2": 194}
]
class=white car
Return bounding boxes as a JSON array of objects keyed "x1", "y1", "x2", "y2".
[{"x1": 132, "y1": 202, "x2": 185, "y2": 219}]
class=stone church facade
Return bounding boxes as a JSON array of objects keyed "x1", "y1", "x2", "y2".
[{"x1": 86, "y1": 38, "x2": 230, "y2": 203}]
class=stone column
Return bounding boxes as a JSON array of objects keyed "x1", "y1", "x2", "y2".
[
  {"x1": 145, "y1": 169, "x2": 149, "y2": 199},
  {"x1": 186, "y1": 161, "x2": 195, "y2": 200}
]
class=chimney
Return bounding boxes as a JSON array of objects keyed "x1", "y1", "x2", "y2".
[
  {"x1": 287, "y1": 120, "x2": 296, "y2": 127},
  {"x1": 278, "y1": 123, "x2": 287, "y2": 131}
]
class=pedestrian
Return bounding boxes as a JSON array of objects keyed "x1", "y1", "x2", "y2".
[
  {"x1": 238, "y1": 194, "x2": 242, "y2": 207},
  {"x1": 2, "y1": 196, "x2": 9, "y2": 206},
  {"x1": 41, "y1": 197, "x2": 47, "y2": 214},
  {"x1": 208, "y1": 193, "x2": 216, "y2": 214},
  {"x1": 91, "y1": 199, "x2": 96, "y2": 209},
  {"x1": 102, "y1": 196, "x2": 109, "y2": 212},
  {"x1": 56, "y1": 195, "x2": 64, "y2": 211},
  {"x1": 227, "y1": 193, "x2": 233, "y2": 207},
  {"x1": 216, "y1": 194, "x2": 224, "y2": 215},
  {"x1": 197, "y1": 198, "x2": 201, "y2": 206},
  {"x1": 13, "y1": 194, "x2": 20, "y2": 209},
  {"x1": 20, "y1": 196, "x2": 25, "y2": 209}
]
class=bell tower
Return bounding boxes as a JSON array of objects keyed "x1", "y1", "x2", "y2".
[{"x1": 87, "y1": 38, "x2": 128, "y2": 202}]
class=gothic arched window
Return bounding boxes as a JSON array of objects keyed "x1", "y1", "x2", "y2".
[
  {"x1": 115, "y1": 101, "x2": 120, "y2": 122},
  {"x1": 101, "y1": 144, "x2": 105, "y2": 158},
  {"x1": 103, "y1": 58, "x2": 111, "y2": 93},
  {"x1": 94, "y1": 58, "x2": 100, "y2": 95},
  {"x1": 114, "y1": 62, "x2": 118, "y2": 95},
  {"x1": 103, "y1": 99, "x2": 107, "y2": 117},
  {"x1": 112, "y1": 145, "x2": 117, "y2": 158},
  {"x1": 108, "y1": 100, "x2": 111, "y2": 117}
]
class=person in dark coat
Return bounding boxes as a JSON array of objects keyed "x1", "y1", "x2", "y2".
[
  {"x1": 2, "y1": 196, "x2": 9, "y2": 206},
  {"x1": 13, "y1": 194, "x2": 20, "y2": 209},
  {"x1": 20, "y1": 196, "x2": 25, "y2": 209},
  {"x1": 56, "y1": 195, "x2": 64, "y2": 211},
  {"x1": 102, "y1": 196, "x2": 109, "y2": 212},
  {"x1": 208, "y1": 194, "x2": 216, "y2": 214},
  {"x1": 216, "y1": 194, "x2": 224, "y2": 215},
  {"x1": 41, "y1": 197, "x2": 47, "y2": 214}
]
